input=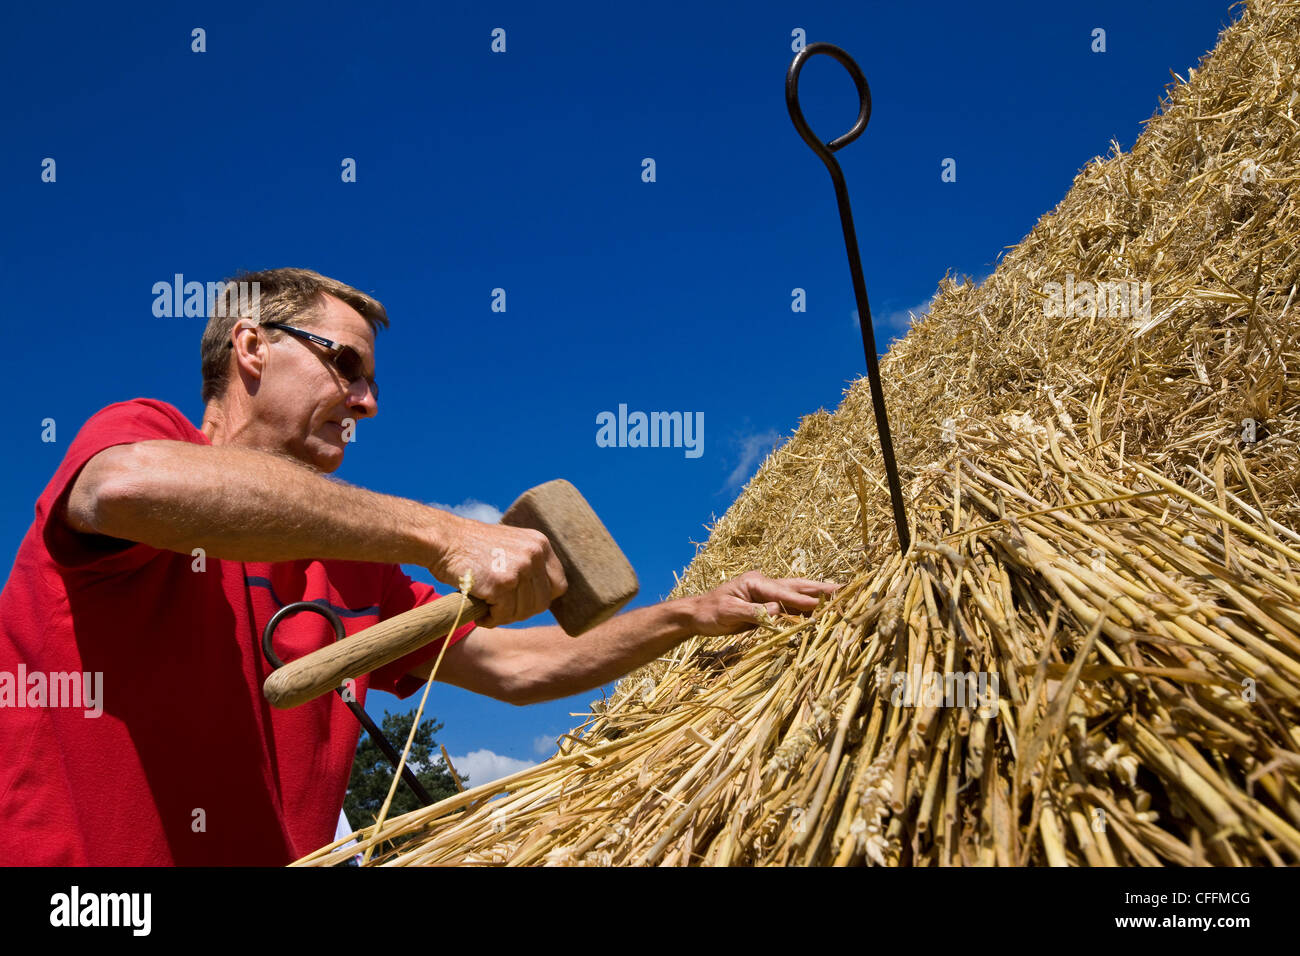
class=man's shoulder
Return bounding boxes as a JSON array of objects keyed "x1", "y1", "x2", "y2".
[
  {"x1": 81, "y1": 397, "x2": 200, "y2": 438},
  {"x1": 63, "y1": 397, "x2": 206, "y2": 457}
]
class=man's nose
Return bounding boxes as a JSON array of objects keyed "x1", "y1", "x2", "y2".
[{"x1": 346, "y1": 380, "x2": 378, "y2": 417}]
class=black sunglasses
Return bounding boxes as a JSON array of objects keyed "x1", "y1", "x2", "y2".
[{"x1": 243, "y1": 322, "x2": 378, "y2": 400}]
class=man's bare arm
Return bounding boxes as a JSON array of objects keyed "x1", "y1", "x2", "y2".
[
  {"x1": 429, "y1": 599, "x2": 698, "y2": 705},
  {"x1": 422, "y1": 572, "x2": 839, "y2": 705},
  {"x1": 69, "y1": 440, "x2": 439, "y2": 563},
  {"x1": 64, "y1": 440, "x2": 565, "y2": 623}
]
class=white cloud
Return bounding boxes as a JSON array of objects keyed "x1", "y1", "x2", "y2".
[
  {"x1": 870, "y1": 274, "x2": 996, "y2": 337},
  {"x1": 532, "y1": 733, "x2": 560, "y2": 757},
  {"x1": 448, "y1": 749, "x2": 535, "y2": 786},
  {"x1": 725, "y1": 429, "x2": 783, "y2": 491},
  {"x1": 874, "y1": 295, "x2": 937, "y2": 335},
  {"x1": 430, "y1": 498, "x2": 504, "y2": 524}
]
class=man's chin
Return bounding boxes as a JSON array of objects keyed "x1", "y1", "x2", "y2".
[
  {"x1": 303, "y1": 437, "x2": 345, "y2": 473},
  {"x1": 316, "y1": 447, "x2": 344, "y2": 473}
]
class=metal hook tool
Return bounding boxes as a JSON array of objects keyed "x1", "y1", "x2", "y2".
[
  {"x1": 786, "y1": 42, "x2": 911, "y2": 554},
  {"x1": 261, "y1": 601, "x2": 434, "y2": 807}
]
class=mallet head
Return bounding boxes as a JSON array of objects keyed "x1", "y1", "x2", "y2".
[{"x1": 501, "y1": 479, "x2": 638, "y2": 635}]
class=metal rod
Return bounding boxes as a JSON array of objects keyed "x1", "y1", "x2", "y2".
[{"x1": 786, "y1": 41, "x2": 911, "y2": 554}]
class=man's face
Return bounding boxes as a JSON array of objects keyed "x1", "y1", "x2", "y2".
[{"x1": 247, "y1": 294, "x2": 378, "y2": 473}]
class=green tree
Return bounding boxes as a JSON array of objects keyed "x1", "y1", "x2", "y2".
[{"x1": 343, "y1": 710, "x2": 465, "y2": 831}]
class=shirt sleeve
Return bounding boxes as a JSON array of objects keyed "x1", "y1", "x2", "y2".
[
  {"x1": 368, "y1": 565, "x2": 478, "y2": 699},
  {"x1": 38, "y1": 399, "x2": 202, "y2": 574}
]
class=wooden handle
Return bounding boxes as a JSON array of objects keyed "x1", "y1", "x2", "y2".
[{"x1": 263, "y1": 593, "x2": 490, "y2": 709}]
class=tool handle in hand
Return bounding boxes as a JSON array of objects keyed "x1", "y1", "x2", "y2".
[{"x1": 262, "y1": 593, "x2": 490, "y2": 709}]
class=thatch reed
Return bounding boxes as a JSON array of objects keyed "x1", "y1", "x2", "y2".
[{"x1": 300, "y1": 0, "x2": 1300, "y2": 866}]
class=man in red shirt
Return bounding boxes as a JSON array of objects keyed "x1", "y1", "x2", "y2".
[{"x1": 0, "y1": 267, "x2": 837, "y2": 866}]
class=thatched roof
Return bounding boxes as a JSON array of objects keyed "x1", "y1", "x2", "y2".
[{"x1": 303, "y1": 0, "x2": 1300, "y2": 866}]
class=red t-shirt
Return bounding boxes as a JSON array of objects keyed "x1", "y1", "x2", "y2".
[{"x1": 0, "y1": 399, "x2": 476, "y2": 866}]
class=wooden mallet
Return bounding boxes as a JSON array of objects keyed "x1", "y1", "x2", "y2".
[{"x1": 262, "y1": 479, "x2": 638, "y2": 709}]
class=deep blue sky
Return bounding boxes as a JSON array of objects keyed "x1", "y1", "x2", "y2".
[{"x1": 3, "y1": 0, "x2": 1239, "y2": 778}]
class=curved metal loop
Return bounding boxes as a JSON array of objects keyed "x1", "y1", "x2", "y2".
[
  {"x1": 260, "y1": 600, "x2": 435, "y2": 809},
  {"x1": 785, "y1": 41, "x2": 873, "y2": 160},
  {"x1": 785, "y1": 41, "x2": 912, "y2": 555},
  {"x1": 261, "y1": 601, "x2": 347, "y2": 672}
]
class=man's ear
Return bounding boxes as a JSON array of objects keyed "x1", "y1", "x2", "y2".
[{"x1": 231, "y1": 323, "x2": 268, "y2": 386}]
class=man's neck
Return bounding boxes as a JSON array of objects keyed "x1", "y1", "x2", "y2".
[
  {"x1": 200, "y1": 403, "x2": 227, "y2": 445},
  {"x1": 200, "y1": 400, "x2": 258, "y2": 448},
  {"x1": 201, "y1": 400, "x2": 320, "y2": 472}
]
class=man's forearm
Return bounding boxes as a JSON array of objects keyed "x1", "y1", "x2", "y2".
[
  {"x1": 75, "y1": 439, "x2": 455, "y2": 567},
  {"x1": 433, "y1": 596, "x2": 706, "y2": 706}
]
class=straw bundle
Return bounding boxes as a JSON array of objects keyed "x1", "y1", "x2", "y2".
[{"x1": 301, "y1": 0, "x2": 1300, "y2": 866}]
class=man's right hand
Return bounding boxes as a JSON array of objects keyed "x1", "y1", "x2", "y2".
[{"x1": 427, "y1": 514, "x2": 568, "y2": 627}]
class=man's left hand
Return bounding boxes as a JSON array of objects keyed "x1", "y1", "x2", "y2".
[{"x1": 683, "y1": 570, "x2": 839, "y2": 637}]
